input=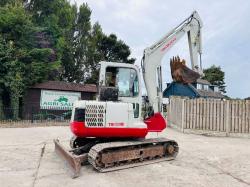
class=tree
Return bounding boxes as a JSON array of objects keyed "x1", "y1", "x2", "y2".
[
  {"x1": 0, "y1": 4, "x2": 58, "y2": 119},
  {"x1": 83, "y1": 22, "x2": 104, "y2": 84},
  {"x1": 98, "y1": 34, "x2": 135, "y2": 64},
  {"x1": 203, "y1": 65, "x2": 226, "y2": 93},
  {"x1": 27, "y1": 0, "x2": 77, "y2": 77},
  {"x1": 58, "y1": 3, "x2": 135, "y2": 84},
  {"x1": 0, "y1": 0, "x2": 21, "y2": 6}
]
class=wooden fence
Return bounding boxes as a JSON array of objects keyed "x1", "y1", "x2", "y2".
[{"x1": 167, "y1": 97, "x2": 250, "y2": 136}]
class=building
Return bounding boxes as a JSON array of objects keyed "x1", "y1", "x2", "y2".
[
  {"x1": 22, "y1": 81, "x2": 97, "y2": 120},
  {"x1": 163, "y1": 79, "x2": 224, "y2": 99}
]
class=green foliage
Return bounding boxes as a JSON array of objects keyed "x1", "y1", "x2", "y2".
[
  {"x1": 59, "y1": 3, "x2": 135, "y2": 83},
  {"x1": 0, "y1": 3, "x2": 59, "y2": 119},
  {"x1": 98, "y1": 34, "x2": 135, "y2": 63},
  {"x1": 203, "y1": 65, "x2": 226, "y2": 93},
  {"x1": 0, "y1": 4, "x2": 33, "y2": 48},
  {"x1": 84, "y1": 27, "x2": 136, "y2": 84},
  {"x1": 0, "y1": 0, "x2": 23, "y2": 7}
]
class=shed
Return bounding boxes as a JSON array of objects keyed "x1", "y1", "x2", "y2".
[{"x1": 22, "y1": 81, "x2": 97, "y2": 120}]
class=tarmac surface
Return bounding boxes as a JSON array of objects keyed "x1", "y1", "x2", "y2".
[{"x1": 0, "y1": 126, "x2": 250, "y2": 187}]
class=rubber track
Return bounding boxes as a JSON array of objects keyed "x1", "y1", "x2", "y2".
[{"x1": 88, "y1": 138, "x2": 178, "y2": 172}]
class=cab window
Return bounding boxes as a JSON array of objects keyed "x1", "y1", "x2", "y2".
[{"x1": 106, "y1": 67, "x2": 139, "y2": 97}]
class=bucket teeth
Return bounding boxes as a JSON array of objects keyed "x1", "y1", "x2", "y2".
[{"x1": 170, "y1": 56, "x2": 200, "y2": 84}]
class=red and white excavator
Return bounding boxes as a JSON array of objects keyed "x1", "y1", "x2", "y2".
[{"x1": 54, "y1": 11, "x2": 203, "y2": 178}]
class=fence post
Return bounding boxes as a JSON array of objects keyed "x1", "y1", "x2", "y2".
[
  {"x1": 181, "y1": 98, "x2": 185, "y2": 132},
  {"x1": 31, "y1": 106, "x2": 34, "y2": 123},
  {"x1": 225, "y1": 100, "x2": 230, "y2": 136}
]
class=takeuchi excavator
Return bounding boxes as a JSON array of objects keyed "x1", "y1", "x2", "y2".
[{"x1": 54, "y1": 11, "x2": 204, "y2": 178}]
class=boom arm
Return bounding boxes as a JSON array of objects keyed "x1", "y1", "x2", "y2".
[{"x1": 142, "y1": 11, "x2": 203, "y2": 114}]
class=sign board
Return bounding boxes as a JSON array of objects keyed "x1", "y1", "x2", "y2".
[{"x1": 40, "y1": 90, "x2": 81, "y2": 110}]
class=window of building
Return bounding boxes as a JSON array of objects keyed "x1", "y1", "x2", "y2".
[
  {"x1": 197, "y1": 83, "x2": 202, "y2": 90},
  {"x1": 204, "y1": 85, "x2": 209, "y2": 91}
]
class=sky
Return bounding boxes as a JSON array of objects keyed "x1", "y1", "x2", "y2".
[{"x1": 73, "y1": 0, "x2": 250, "y2": 98}]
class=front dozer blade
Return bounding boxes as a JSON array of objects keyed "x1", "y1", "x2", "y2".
[
  {"x1": 54, "y1": 139, "x2": 88, "y2": 178},
  {"x1": 170, "y1": 56, "x2": 200, "y2": 84}
]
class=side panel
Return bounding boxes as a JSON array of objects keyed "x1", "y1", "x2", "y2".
[{"x1": 106, "y1": 102, "x2": 129, "y2": 128}]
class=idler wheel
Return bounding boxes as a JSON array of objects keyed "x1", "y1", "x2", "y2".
[{"x1": 166, "y1": 144, "x2": 175, "y2": 155}]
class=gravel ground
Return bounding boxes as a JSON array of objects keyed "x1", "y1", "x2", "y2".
[{"x1": 0, "y1": 126, "x2": 249, "y2": 187}]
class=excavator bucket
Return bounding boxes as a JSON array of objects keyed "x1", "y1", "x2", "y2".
[
  {"x1": 170, "y1": 56, "x2": 200, "y2": 84},
  {"x1": 54, "y1": 139, "x2": 88, "y2": 178}
]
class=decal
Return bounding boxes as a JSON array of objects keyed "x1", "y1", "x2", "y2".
[
  {"x1": 161, "y1": 37, "x2": 177, "y2": 52},
  {"x1": 108, "y1": 122, "x2": 125, "y2": 127}
]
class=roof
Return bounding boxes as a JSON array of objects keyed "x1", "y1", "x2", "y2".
[
  {"x1": 30, "y1": 81, "x2": 97, "y2": 93},
  {"x1": 195, "y1": 89, "x2": 224, "y2": 98},
  {"x1": 196, "y1": 78, "x2": 211, "y2": 85}
]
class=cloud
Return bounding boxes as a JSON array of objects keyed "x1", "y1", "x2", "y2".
[{"x1": 74, "y1": 0, "x2": 250, "y2": 98}]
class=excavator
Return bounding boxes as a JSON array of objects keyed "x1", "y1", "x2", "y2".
[{"x1": 54, "y1": 11, "x2": 203, "y2": 178}]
